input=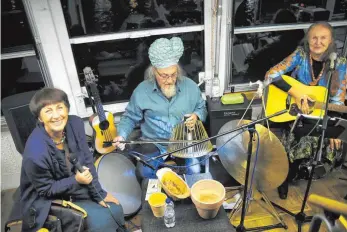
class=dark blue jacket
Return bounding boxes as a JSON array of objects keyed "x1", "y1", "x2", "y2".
[{"x1": 20, "y1": 115, "x2": 107, "y2": 232}]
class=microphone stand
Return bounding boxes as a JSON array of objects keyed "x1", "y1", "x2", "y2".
[
  {"x1": 147, "y1": 109, "x2": 288, "y2": 231},
  {"x1": 147, "y1": 109, "x2": 287, "y2": 162},
  {"x1": 272, "y1": 63, "x2": 336, "y2": 232}
]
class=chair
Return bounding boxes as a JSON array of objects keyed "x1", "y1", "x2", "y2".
[{"x1": 1, "y1": 90, "x2": 38, "y2": 231}]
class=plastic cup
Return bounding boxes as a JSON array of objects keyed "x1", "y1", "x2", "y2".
[{"x1": 148, "y1": 192, "x2": 167, "y2": 217}]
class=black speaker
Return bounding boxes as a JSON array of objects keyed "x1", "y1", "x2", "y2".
[
  {"x1": 1, "y1": 91, "x2": 38, "y2": 154},
  {"x1": 206, "y1": 96, "x2": 252, "y2": 144},
  {"x1": 299, "y1": 8, "x2": 330, "y2": 22}
]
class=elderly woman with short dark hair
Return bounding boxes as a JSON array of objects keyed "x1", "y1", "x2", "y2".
[{"x1": 20, "y1": 88, "x2": 125, "y2": 232}]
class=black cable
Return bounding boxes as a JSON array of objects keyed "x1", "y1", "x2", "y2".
[
  {"x1": 92, "y1": 184, "x2": 129, "y2": 232},
  {"x1": 126, "y1": 220, "x2": 140, "y2": 230}
]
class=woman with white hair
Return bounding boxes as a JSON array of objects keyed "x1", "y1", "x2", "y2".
[{"x1": 265, "y1": 22, "x2": 347, "y2": 199}]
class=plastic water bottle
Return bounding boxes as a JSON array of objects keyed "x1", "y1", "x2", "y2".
[
  {"x1": 164, "y1": 198, "x2": 175, "y2": 228},
  {"x1": 212, "y1": 75, "x2": 220, "y2": 101}
]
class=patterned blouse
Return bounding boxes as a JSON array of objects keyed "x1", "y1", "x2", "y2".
[{"x1": 265, "y1": 46, "x2": 347, "y2": 105}]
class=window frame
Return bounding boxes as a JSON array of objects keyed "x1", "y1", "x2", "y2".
[
  {"x1": 22, "y1": 0, "x2": 215, "y2": 118},
  {"x1": 1, "y1": 50, "x2": 36, "y2": 60}
]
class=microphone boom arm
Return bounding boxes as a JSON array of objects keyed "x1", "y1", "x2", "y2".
[{"x1": 147, "y1": 109, "x2": 287, "y2": 162}]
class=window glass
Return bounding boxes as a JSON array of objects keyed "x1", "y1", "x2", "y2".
[
  {"x1": 231, "y1": 26, "x2": 346, "y2": 84},
  {"x1": 71, "y1": 32, "x2": 204, "y2": 106},
  {"x1": 61, "y1": 0, "x2": 204, "y2": 36},
  {"x1": 1, "y1": 1, "x2": 45, "y2": 111},
  {"x1": 234, "y1": 0, "x2": 346, "y2": 28},
  {"x1": 1, "y1": 57, "x2": 45, "y2": 102},
  {"x1": 1, "y1": 0, "x2": 33, "y2": 49}
]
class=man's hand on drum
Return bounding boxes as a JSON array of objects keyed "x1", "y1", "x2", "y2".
[
  {"x1": 99, "y1": 192, "x2": 120, "y2": 208},
  {"x1": 112, "y1": 136, "x2": 125, "y2": 151},
  {"x1": 75, "y1": 166, "x2": 93, "y2": 185},
  {"x1": 184, "y1": 113, "x2": 198, "y2": 131},
  {"x1": 330, "y1": 138, "x2": 341, "y2": 150}
]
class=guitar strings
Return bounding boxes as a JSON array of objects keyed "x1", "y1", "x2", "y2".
[{"x1": 103, "y1": 129, "x2": 113, "y2": 142}]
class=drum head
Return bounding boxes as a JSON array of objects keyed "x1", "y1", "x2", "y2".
[{"x1": 96, "y1": 153, "x2": 142, "y2": 216}]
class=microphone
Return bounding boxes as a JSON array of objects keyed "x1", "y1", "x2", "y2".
[
  {"x1": 68, "y1": 151, "x2": 128, "y2": 232},
  {"x1": 68, "y1": 153, "x2": 85, "y2": 173},
  {"x1": 128, "y1": 153, "x2": 156, "y2": 170},
  {"x1": 329, "y1": 52, "x2": 337, "y2": 70}
]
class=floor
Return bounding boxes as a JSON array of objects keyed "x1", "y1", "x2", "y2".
[
  {"x1": 2, "y1": 168, "x2": 346, "y2": 232},
  {"x1": 227, "y1": 168, "x2": 347, "y2": 231}
]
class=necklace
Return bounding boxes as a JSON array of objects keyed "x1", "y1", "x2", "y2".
[
  {"x1": 52, "y1": 132, "x2": 66, "y2": 145},
  {"x1": 309, "y1": 53, "x2": 325, "y2": 86}
]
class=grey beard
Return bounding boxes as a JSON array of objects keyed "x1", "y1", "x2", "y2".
[{"x1": 161, "y1": 85, "x2": 176, "y2": 98}]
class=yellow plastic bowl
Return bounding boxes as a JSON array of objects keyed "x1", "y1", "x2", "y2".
[{"x1": 156, "y1": 168, "x2": 190, "y2": 201}]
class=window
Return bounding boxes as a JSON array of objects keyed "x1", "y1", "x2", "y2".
[
  {"x1": 1, "y1": 0, "x2": 32, "y2": 49},
  {"x1": 1, "y1": 0, "x2": 45, "y2": 118},
  {"x1": 1, "y1": 57, "x2": 44, "y2": 102},
  {"x1": 21, "y1": 0, "x2": 345, "y2": 113},
  {"x1": 71, "y1": 32, "x2": 204, "y2": 106},
  {"x1": 227, "y1": 0, "x2": 347, "y2": 90},
  {"x1": 61, "y1": 0, "x2": 204, "y2": 36},
  {"x1": 234, "y1": 0, "x2": 346, "y2": 28},
  {"x1": 23, "y1": 0, "x2": 211, "y2": 118}
]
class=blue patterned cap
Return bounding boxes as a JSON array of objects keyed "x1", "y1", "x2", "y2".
[{"x1": 148, "y1": 37, "x2": 184, "y2": 68}]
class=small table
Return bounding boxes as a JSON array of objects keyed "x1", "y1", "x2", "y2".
[{"x1": 140, "y1": 179, "x2": 236, "y2": 232}]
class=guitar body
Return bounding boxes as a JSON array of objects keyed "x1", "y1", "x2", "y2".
[
  {"x1": 266, "y1": 75, "x2": 327, "y2": 123},
  {"x1": 89, "y1": 111, "x2": 117, "y2": 154}
]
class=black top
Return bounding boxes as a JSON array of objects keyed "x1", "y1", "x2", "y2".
[{"x1": 312, "y1": 59, "x2": 324, "y2": 80}]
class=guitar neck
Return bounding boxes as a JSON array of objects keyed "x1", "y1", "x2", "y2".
[
  {"x1": 315, "y1": 102, "x2": 347, "y2": 114},
  {"x1": 89, "y1": 84, "x2": 107, "y2": 122}
]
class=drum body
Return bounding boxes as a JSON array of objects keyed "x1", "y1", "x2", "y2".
[{"x1": 95, "y1": 153, "x2": 142, "y2": 216}]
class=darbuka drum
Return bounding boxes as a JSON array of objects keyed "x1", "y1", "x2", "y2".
[
  {"x1": 95, "y1": 153, "x2": 142, "y2": 216},
  {"x1": 216, "y1": 120, "x2": 289, "y2": 191}
]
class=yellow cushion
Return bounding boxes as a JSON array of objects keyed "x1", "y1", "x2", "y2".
[{"x1": 221, "y1": 93, "x2": 244, "y2": 105}]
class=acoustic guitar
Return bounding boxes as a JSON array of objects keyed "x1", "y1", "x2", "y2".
[
  {"x1": 265, "y1": 75, "x2": 347, "y2": 123},
  {"x1": 83, "y1": 67, "x2": 117, "y2": 154}
]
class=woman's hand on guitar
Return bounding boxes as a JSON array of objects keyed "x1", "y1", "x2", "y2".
[
  {"x1": 75, "y1": 167, "x2": 93, "y2": 185},
  {"x1": 98, "y1": 192, "x2": 120, "y2": 207},
  {"x1": 289, "y1": 87, "x2": 313, "y2": 114},
  {"x1": 329, "y1": 139, "x2": 341, "y2": 150},
  {"x1": 297, "y1": 95, "x2": 313, "y2": 114},
  {"x1": 112, "y1": 136, "x2": 125, "y2": 151}
]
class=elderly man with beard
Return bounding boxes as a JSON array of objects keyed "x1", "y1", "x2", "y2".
[{"x1": 113, "y1": 37, "x2": 207, "y2": 181}]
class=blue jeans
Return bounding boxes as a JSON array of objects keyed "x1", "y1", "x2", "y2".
[{"x1": 74, "y1": 200, "x2": 125, "y2": 232}]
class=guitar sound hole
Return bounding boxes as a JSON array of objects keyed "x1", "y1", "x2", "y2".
[{"x1": 99, "y1": 120, "x2": 110, "y2": 130}]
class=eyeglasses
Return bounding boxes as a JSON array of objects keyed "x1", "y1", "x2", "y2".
[{"x1": 155, "y1": 69, "x2": 178, "y2": 80}]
